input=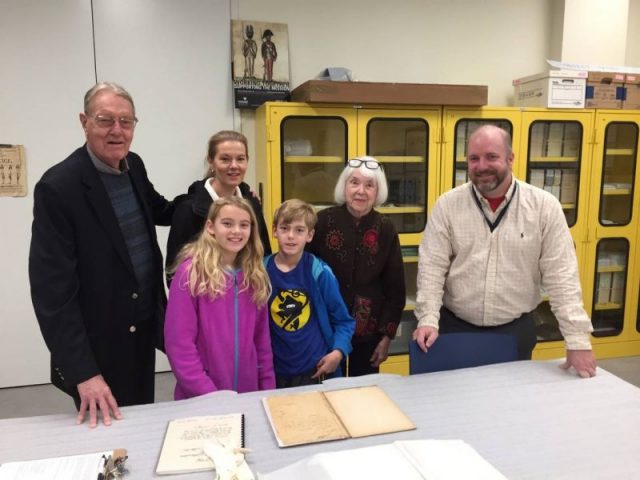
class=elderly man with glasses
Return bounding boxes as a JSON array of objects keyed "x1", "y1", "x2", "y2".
[{"x1": 29, "y1": 82, "x2": 177, "y2": 427}]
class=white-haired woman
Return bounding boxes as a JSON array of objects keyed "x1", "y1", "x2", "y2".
[{"x1": 307, "y1": 156, "x2": 406, "y2": 376}]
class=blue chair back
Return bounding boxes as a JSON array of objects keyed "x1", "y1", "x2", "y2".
[{"x1": 409, "y1": 332, "x2": 519, "y2": 374}]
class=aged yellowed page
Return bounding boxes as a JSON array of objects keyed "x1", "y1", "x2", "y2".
[
  {"x1": 262, "y1": 391, "x2": 349, "y2": 447},
  {"x1": 263, "y1": 386, "x2": 414, "y2": 447},
  {"x1": 324, "y1": 385, "x2": 415, "y2": 438},
  {"x1": 0, "y1": 145, "x2": 26, "y2": 197}
]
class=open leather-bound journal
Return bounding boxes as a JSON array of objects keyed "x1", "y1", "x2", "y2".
[{"x1": 262, "y1": 385, "x2": 415, "y2": 447}]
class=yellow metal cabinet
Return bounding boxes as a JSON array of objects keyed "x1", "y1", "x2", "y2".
[
  {"x1": 256, "y1": 102, "x2": 640, "y2": 373},
  {"x1": 580, "y1": 111, "x2": 640, "y2": 358},
  {"x1": 255, "y1": 102, "x2": 441, "y2": 372},
  {"x1": 519, "y1": 109, "x2": 595, "y2": 359}
]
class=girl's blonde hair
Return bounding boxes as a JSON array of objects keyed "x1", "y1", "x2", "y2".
[{"x1": 171, "y1": 196, "x2": 271, "y2": 305}]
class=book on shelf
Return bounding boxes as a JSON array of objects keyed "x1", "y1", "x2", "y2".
[
  {"x1": 546, "y1": 123, "x2": 565, "y2": 157},
  {"x1": 259, "y1": 439, "x2": 507, "y2": 480},
  {"x1": 596, "y1": 272, "x2": 613, "y2": 304},
  {"x1": 560, "y1": 170, "x2": 577, "y2": 203},
  {"x1": 529, "y1": 169, "x2": 545, "y2": 189},
  {"x1": 455, "y1": 122, "x2": 468, "y2": 160},
  {"x1": 262, "y1": 385, "x2": 415, "y2": 448},
  {"x1": 544, "y1": 168, "x2": 555, "y2": 186},
  {"x1": 562, "y1": 123, "x2": 581, "y2": 157},
  {"x1": 610, "y1": 271, "x2": 626, "y2": 304},
  {"x1": 156, "y1": 413, "x2": 245, "y2": 475},
  {"x1": 529, "y1": 122, "x2": 547, "y2": 158}
]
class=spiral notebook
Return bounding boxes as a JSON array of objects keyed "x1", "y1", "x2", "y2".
[{"x1": 156, "y1": 413, "x2": 245, "y2": 475}]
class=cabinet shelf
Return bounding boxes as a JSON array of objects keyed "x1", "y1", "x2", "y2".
[
  {"x1": 377, "y1": 205, "x2": 424, "y2": 214},
  {"x1": 376, "y1": 155, "x2": 425, "y2": 163},
  {"x1": 602, "y1": 188, "x2": 631, "y2": 196},
  {"x1": 605, "y1": 148, "x2": 634, "y2": 156},
  {"x1": 311, "y1": 204, "x2": 334, "y2": 212},
  {"x1": 529, "y1": 156, "x2": 579, "y2": 163},
  {"x1": 404, "y1": 302, "x2": 416, "y2": 311},
  {"x1": 597, "y1": 265, "x2": 626, "y2": 273},
  {"x1": 592, "y1": 325, "x2": 621, "y2": 336},
  {"x1": 284, "y1": 155, "x2": 343, "y2": 163},
  {"x1": 594, "y1": 302, "x2": 623, "y2": 311}
]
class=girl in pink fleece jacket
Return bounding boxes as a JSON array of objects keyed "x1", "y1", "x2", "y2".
[{"x1": 165, "y1": 196, "x2": 274, "y2": 399}]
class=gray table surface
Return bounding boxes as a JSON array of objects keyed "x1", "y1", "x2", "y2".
[{"x1": 1, "y1": 360, "x2": 639, "y2": 479}]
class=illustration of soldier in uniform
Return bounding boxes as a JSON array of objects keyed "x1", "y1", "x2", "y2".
[
  {"x1": 261, "y1": 29, "x2": 277, "y2": 82},
  {"x1": 242, "y1": 24, "x2": 257, "y2": 78}
]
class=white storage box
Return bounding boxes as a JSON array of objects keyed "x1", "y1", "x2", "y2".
[{"x1": 513, "y1": 70, "x2": 587, "y2": 108}]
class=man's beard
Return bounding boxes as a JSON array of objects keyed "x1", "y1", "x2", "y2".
[{"x1": 471, "y1": 170, "x2": 506, "y2": 195}]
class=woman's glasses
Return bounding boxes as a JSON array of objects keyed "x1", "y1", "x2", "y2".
[{"x1": 348, "y1": 159, "x2": 383, "y2": 170}]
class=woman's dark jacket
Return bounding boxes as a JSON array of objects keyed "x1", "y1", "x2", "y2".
[{"x1": 166, "y1": 179, "x2": 272, "y2": 278}]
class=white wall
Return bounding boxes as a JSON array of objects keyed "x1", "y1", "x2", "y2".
[
  {"x1": 626, "y1": 0, "x2": 640, "y2": 66},
  {"x1": 0, "y1": 0, "x2": 96, "y2": 388},
  {"x1": 562, "y1": 0, "x2": 629, "y2": 64},
  {"x1": 0, "y1": 0, "x2": 232, "y2": 387}
]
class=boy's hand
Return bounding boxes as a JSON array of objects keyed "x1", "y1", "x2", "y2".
[{"x1": 312, "y1": 350, "x2": 343, "y2": 379}]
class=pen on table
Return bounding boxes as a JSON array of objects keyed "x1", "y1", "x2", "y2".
[{"x1": 97, "y1": 454, "x2": 108, "y2": 480}]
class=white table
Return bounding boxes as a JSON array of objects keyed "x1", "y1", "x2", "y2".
[{"x1": 1, "y1": 361, "x2": 639, "y2": 479}]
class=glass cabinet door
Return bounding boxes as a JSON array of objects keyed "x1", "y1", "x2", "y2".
[
  {"x1": 526, "y1": 120, "x2": 586, "y2": 343},
  {"x1": 364, "y1": 118, "x2": 429, "y2": 236},
  {"x1": 520, "y1": 112, "x2": 593, "y2": 345},
  {"x1": 599, "y1": 122, "x2": 638, "y2": 226},
  {"x1": 526, "y1": 121, "x2": 583, "y2": 227},
  {"x1": 592, "y1": 238, "x2": 628, "y2": 337},
  {"x1": 281, "y1": 116, "x2": 348, "y2": 207},
  {"x1": 581, "y1": 113, "x2": 640, "y2": 347}
]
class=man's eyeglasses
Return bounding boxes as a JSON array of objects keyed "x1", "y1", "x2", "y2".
[
  {"x1": 92, "y1": 115, "x2": 138, "y2": 130},
  {"x1": 348, "y1": 159, "x2": 383, "y2": 170}
]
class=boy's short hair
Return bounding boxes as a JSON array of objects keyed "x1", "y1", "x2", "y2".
[{"x1": 273, "y1": 199, "x2": 317, "y2": 230}]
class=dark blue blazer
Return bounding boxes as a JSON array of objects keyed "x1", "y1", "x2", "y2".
[{"x1": 28, "y1": 145, "x2": 173, "y2": 405}]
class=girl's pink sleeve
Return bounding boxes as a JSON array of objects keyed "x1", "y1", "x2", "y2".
[
  {"x1": 165, "y1": 261, "x2": 216, "y2": 398},
  {"x1": 254, "y1": 303, "x2": 275, "y2": 390}
]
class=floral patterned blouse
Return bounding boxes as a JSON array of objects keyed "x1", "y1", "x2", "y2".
[{"x1": 307, "y1": 205, "x2": 406, "y2": 342}]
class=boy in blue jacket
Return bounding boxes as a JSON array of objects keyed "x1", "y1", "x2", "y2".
[{"x1": 265, "y1": 199, "x2": 355, "y2": 388}]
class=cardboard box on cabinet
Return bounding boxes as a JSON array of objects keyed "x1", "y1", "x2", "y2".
[
  {"x1": 623, "y1": 75, "x2": 640, "y2": 109},
  {"x1": 512, "y1": 70, "x2": 587, "y2": 108},
  {"x1": 585, "y1": 71, "x2": 625, "y2": 109},
  {"x1": 290, "y1": 80, "x2": 488, "y2": 106}
]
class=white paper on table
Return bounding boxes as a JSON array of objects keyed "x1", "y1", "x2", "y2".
[
  {"x1": 258, "y1": 440, "x2": 507, "y2": 480},
  {"x1": 0, "y1": 451, "x2": 111, "y2": 480}
]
